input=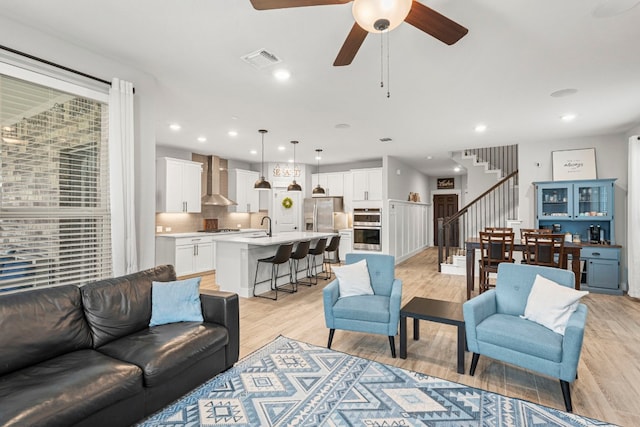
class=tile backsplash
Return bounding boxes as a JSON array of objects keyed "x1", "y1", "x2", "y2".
[{"x1": 155, "y1": 208, "x2": 267, "y2": 234}]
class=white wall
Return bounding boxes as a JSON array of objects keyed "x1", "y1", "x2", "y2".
[
  {"x1": 1, "y1": 16, "x2": 159, "y2": 270},
  {"x1": 384, "y1": 156, "x2": 430, "y2": 202}
]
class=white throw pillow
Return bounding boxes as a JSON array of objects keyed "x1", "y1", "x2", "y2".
[
  {"x1": 522, "y1": 274, "x2": 588, "y2": 335},
  {"x1": 333, "y1": 259, "x2": 374, "y2": 299}
]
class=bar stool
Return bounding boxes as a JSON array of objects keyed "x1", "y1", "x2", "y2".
[
  {"x1": 253, "y1": 242, "x2": 294, "y2": 300},
  {"x1": 299, "y1": 237, "x2": 327, "y2": 286},
  {"x1": 288, "y1": 240, "x2": 311, "y2": 291},
  {"x1": 322, "y1": 235, "x2": 341, "y2": 280}
]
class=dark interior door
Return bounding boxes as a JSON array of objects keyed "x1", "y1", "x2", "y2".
[{"x1": 433, "y1": 194, "x2": 459, "y2": 246}]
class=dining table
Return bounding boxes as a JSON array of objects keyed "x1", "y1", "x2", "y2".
[{"x1": 464, "y1": 237, "x2": 583, "y2": 300}]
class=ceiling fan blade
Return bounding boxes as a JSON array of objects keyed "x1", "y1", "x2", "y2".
[
  {"x1": 250, "y1": 0, "x2": 350, "y2": 10},
  {"x1": 334, "y1": 23, "x2": 368, "y2": 66},
  {"x1": 404, "y1": 1, "x2": 468, "y2": 45}
]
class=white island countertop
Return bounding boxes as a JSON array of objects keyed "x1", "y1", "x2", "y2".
[{"x1": 213, "y1": 231, "x2": 336, "y2": 246}]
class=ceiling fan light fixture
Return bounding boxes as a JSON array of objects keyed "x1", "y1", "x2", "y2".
[{"x1": 352, "y1": 0, "x2": 412, "y2": 33}]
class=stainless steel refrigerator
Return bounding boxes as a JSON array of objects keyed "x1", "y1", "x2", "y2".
[{"x1": 304, "y1": 197, "x2": 344, "y2": 232}]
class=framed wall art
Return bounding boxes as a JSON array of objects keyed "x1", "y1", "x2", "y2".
[
  {"x1": 437, "y1": 177, "x2": 455, "y2": 189},
  {"x1": 552, "y1": 148, "x2": 597, "y2": 181}
]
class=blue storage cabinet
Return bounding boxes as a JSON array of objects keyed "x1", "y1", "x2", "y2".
[{"x1": 534, "y1": 178, "x2": 621, "y2": 295}]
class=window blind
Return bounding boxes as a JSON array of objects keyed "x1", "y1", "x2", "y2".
[{"x1": 0, "y1": 73, "x2": 112, "y2": 291}]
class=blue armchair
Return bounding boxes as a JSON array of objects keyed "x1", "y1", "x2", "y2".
[
  {"x1": 463, "y1": 262, "x2": 587, "y2": 412},
  {"x1": 323, "y1": 253, "x2": 402, "y2": 357}
]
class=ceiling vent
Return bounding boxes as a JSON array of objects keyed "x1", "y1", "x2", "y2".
[{"x1": 241, "y1": 49, "x2": 282, "y2": 69}]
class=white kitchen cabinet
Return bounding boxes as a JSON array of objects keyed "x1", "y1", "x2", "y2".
[
  {"x1": 229, "y1": 169, "x2": 260, "y2": 213},
  {"x1": 312, "y1": 172, "x2": 345, "y2": 197},
  {"x1": 352, "y1": 168, "x2": 382, "y2": 201},
  {"x1": 338, "y1": 229, "x2": 353, "y2": 262},
  {"x1": 156, "y1": 235, "x2": 214, "y2": 276},
  {"x1": 156, "y1": 157, "x2": 202, "y2": 213}
]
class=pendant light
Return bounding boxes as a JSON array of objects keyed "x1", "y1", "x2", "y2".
[
  {"x1": 287, "y1": 140, "x2": 302, "y2": 191},
  {"x1": 254, "y1": 129, "x2": 271, "y2": 190},
  {"x1": 312, "y1": 148, "x2": 325, "y2": 195}
]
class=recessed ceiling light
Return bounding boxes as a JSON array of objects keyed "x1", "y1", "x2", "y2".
[
  {"x1": 550, "y1": 88, "x2": 578, "y2": 98},
  {"x1": 454, "y1": 166, "x2": 461, "y2": 172},
  {"x1": 169, "y1": 123, "x2": 181, "y2": 131},
  {"x1": 278, "y1": 145, "x2": 285, "y2": 151},
  {"x1": 197, "y1": 136, "x2": 207, "y2": 143},
  {"x1": 288, "y1": 158, "x2": 294, "y2": 163},
  {"x1": 561, "y1": 113, "x2": 577, "y2": 122},
  {"x1": 250, "y1": 150, "x2": 257, "y2": 155},
  {"x1": 335, "y1": 123, "x2": 351, "y2": 129},
  {"x1": 475, "y1": 124, "x2": 487, "y2": 133},
  {"x1": 426, "y1": 155, "x2": 433, "y2": 160},
  {"x1": 273, "y1": 69, "x2": 291, "y2": 81},
  {"x1": 315, "y1": 155, "x2": 322, "y2": 160},
  {"x1": 228, "y1": 130, "x2": 238, "y2": 137}
]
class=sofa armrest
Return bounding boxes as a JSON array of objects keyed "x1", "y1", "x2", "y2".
[
  {"x1": 200, "y1": 290, "x2": 239, "y2": 367},
  {"x1": 560, "y1": 303, "x2": 588, "y2": 381},
  {"x1": 462, "y1": 289, "x2": 497, "y2": 353},
  {"x1": 323, "y1": 280, "x2": 340, "y2": 328},
  {"x1": 388, "y1": 279, "x2": 403, "y2": 335}
]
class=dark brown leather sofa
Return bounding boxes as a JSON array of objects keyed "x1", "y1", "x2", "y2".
[{"x1": 0, "y1": 265, "x2": 239, "y2": 427}]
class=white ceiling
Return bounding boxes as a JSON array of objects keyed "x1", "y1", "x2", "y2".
[{"x1": 2, "y1": 0, "x2": 640, "y2": 176}]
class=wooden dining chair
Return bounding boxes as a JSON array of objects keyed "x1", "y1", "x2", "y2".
[
  {"x1": 524, "y1": 233, "x2": 565, "y2": 268},
  {"x1": 485, "y1": 227, "x2": 513, "y2": 233},
  {"x1": 520, "y1": 228, "x2": 552, "y2": 263},
  {"x1": 478, "y1": 231, "x2": 515, "y2": 293}
]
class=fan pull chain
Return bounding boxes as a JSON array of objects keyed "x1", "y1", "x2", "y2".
[
  {"x1": 380, "y1": 32, "x2": 384, "y2": 88},
  {"x1": 386, "y1": 29, "x2": 391, "y2": 98}
]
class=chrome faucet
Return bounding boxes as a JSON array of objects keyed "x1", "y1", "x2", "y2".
[{"x1": 261, "y1": 216, "x2": 272, "y2": 237}]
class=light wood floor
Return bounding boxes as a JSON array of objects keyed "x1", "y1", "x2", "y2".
[{"x1": 197, "y1": 248, "x2": 639, "y2": 426}]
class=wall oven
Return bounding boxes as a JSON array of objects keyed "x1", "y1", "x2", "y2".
[{"x1": 353, "y1": 208, "x2": 382, "y2": 251}]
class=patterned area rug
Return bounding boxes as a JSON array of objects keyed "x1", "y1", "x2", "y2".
[{"x1": 138, "y1": 336, "x2": 616, "y2": 427}]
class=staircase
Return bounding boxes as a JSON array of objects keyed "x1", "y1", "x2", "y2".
[{"x1": 438, "y1": 145, "x2": 519, "y2": 275}]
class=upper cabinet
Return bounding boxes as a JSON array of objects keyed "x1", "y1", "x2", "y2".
[
  {"x1": 312, "y1": 172, "x2": 346, "y2": 197},
  {"x1": 228, "y1": 169, "x2": 260, "y2": 213},
  {"x1": 534, "y1": 178, "x2": 616, "y2": 243},
  {"x1": 156, "y1": 157, "x2": 202, "y2": 213},
  {"x1": 352, "y1": 168, "x2": 382, "y2": 201}
]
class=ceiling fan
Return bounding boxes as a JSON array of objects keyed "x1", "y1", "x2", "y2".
[{"x1": 249, "y1": 0, "x2": 468, "y2": 66}]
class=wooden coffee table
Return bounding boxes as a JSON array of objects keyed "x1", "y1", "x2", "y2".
[{"x1": 399, "y1": 297, "x2": 466, "y2": 374}]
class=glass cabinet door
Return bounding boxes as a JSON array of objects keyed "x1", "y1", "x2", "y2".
[
  {"x1": 538, "y1": 184, "x2": 572, "y2": 219},
  {"x1": 574, "y1": 180, "x2": 613, "y2": 220}
]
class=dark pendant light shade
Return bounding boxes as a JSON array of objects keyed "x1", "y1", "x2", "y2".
[
  {"x1": 254, "y1": 129, "x2": 271, "y2": 190},
  {"x1": 287, "y1": 140, "x2": 302, "y2": 191},
  {"x1": 312, "y1": 148, "x2": 325, "y2": 195}
]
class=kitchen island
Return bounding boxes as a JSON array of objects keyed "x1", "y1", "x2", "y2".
[{"x1": 214, "y1": 231, "x2": 336, "y2": 298}]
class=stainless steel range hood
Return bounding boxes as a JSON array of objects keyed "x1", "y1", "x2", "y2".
[{"x1": 201, "y1": 155, "x2": 237, "y2": 206}]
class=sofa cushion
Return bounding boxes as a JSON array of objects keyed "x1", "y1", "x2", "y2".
[
  {"x1": 332, "y1": 295, "x2": 390, "y2": 323},
  {"x1": 0, "y1": 349, "x2": 143, "y2": 427},
  {"x1": 0, "y1": 285, "x2": 92, "y2": 376},
  {"x1": 333, "y1": 259, "x2": 374, "y2": 299},
  {"x1": 477, "y1": 314, "x2": 563, "y2": 362},
  {"x1": 495, "y1": 263, "x2": 576, "y2": 316},
  {"x1": 97, "y1": 322, "x2": 229, "y2": 387},
  {"x1": 81, "y1": 265, "x2": 176, "y2": 347},
  {"x1": 150, "y1": 277, "x2": 204, "y2": 326},
  {"x1": 522, "y1": 274, "x2": 588, "y2": 335}
]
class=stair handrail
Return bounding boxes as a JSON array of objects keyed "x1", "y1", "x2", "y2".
[{"x1": 437, "y1": 169, "x2": 519, "y2": 270}]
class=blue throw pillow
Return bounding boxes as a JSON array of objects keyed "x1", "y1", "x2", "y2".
[{"x1": 149, "y1": 277, "x2": 204, "y2": 327}]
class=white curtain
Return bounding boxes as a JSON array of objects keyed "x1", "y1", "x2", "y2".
[
  {"x1": 109, "y1": 78, "x2": 138, "y2": 275},
  {"x1": 628, "y1": 135, "x2": 640, "y2": 298}
]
